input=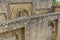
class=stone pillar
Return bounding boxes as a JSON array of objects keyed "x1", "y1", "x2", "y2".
[
  {"x1": 36, "y1": 20, "x2": 49, "y2": 40},
  {"x1": 25, "y1": 20, "x2": 37, "y2": 40},
  {"x1": 6, "y1": 3, "x2": 10, "y2": 20},
  {"x1": 25, "y1": 19, "x2": 49, "y2": 40},
  {"x1": 57, "y1": 19, "x2": 60, "y2": 40}
]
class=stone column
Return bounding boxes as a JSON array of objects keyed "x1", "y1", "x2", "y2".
[
  {"x1": 6, "y1": 3, "x2": 10, "y2": 20},
  {"x1": 25, "y1": 20, "x2": 37, "y2": 40},
  {"x1": 25, "y1": 19, "x2": 49, "y2": 40},
  {"x1": 57, "y1": 19, "x2": 60, "y2": 40},
  {"x1": 36, "y1": 19, "x2": 49, "y2": 40}
]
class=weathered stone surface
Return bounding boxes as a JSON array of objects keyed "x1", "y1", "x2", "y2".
[
  {"x1": 57, "y1": 20, "x2": 60, "y2": 40},
  {"x1": 0, "y1": 0, "x2": 59, "y2": 40},
  {"x1": 0, "y1": 32, "x2": 16, "y2": 40},
  {"x1": 0, "y1": 12, "x2": 59, "y2": 33}
]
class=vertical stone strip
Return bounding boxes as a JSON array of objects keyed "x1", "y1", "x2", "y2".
[
  {"x1": 51, "y1": 20, "x2": 58, "y2": 40},
  {"x1": 25, "y1": 18, "x2": 50, "y2": 40},
  {"x1": 6, "y1": 3, "x2": 10, "y2": 20},
  {"x1": 57, "y1": 19, "x2": 60, "y2": 40},
  {"x1": 37, "y1": 19, "x2": 49, "y2": 40},
  {"x1": 25, "y1": 19, "x2": 37, "y2": 40},
  {"x1": 32, "y1": 0, "x2": 36, "y2": 15},
  {"x1": 25, "y1": 20, "x2": 31, "y2": 40}
]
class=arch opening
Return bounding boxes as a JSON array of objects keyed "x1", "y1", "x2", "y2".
[{"x1": 48, "y1": 20, "x2": 58, "y2": 40}]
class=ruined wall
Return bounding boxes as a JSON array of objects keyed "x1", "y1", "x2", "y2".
[
  {"x1": 0, "y1": 0, "x2": 52, "y2": 20},
  {"x1": 0, "y1": 12, "x2": 59, "y2": 40},
  {"x1": 0, "y1": 0, "x2": 54, "y2": 40}
]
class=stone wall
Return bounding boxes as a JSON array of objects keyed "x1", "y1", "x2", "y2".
[
  {"x1": 0, "y1": 0, "x2": 58, "y2": 40},
  {"x1": 0, "y1": 0, "x2": 52, "y2": 20},
  {"x1": 0, "y1": 12, "x2": 59, "y2": 40}
]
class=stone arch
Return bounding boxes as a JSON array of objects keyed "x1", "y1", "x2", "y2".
[
  {"x1": 17, "y1": 9, "x2": 29, "y2": 17},
  {"x1": 10, "y1": 4, "x2": 32, "y2": 19},
  {"x1": 12, "y1": 27, "x2": 25, "y2": 40},
  {"x1": 49, "y1": 20, "x2": 58, "y2": 40},
  {"x1": 0, "y1": 31, "x2": 16, "y2": 40}
]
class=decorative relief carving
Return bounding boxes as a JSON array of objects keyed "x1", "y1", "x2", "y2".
[{"x1": 10, "y1": 3, "x2": 32, "y2": 19}]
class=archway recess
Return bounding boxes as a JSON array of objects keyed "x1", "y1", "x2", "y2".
[{"x1": 10, "y1": 3, "x2": 32, "y2": 19}]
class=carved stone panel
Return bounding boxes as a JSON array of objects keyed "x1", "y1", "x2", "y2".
[{"x1": 10, "y1": 3, "x2": 32, "y2": 19}]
